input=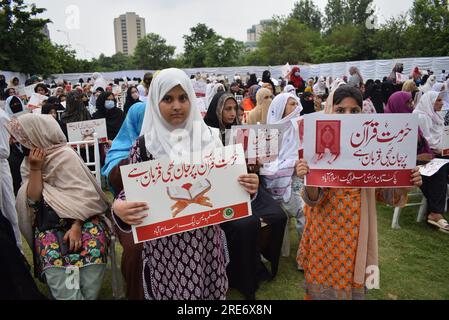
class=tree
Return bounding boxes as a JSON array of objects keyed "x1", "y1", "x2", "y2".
[
  {"x1": 204, "y1": 36, "x2": 246, "y2": 67},
  {"x1": 324, "y1": 0, "x2": 347, "y2": 31},
  {"x1": 290, "y1": 0, "x2": 322, "y2": 30},
  {"x1": 183, "y1": 23, "x2": 217, "y2": 67},
  {"x1": 132, "y1": 33, "x2": 175, "y2": 70},
  {"x1": 324, "y1": 0, "x2": 374, "y2": 30},
  {"x1": 346, "y1": 0, "x2": 374, "y2": 25},
  {"x1": 256, "y1": 17, "x2": 322, "y2": 65},
  {"x1": 0, "y1": 0, "x2": 50, "y2": 74},
  {"x1": 408, "y1": 0, "x2": 449, "y2": 56}
]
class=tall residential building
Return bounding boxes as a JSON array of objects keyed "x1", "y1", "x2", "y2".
[
  {"x1": 114, "y1": 12, "x2": 146, "y2": 56},
  {"x1": 245, "y1": 19, "x2": 272, "y2": 50}
]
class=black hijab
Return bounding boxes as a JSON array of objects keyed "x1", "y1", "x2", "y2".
[
  {"x1": 123, "y1": 86, "x2": 141, "y2": 114},
  {"x1": 45, "y1": 96, "x2": 65, "y2": 110},
  {"x1": 300, "y1": 92, "x2": 316, "y2": 115},
  {"x1": 246, "y1": 74, "x2": 258, "y2": 89},
  {"x1": 204, "y1": 92, "x2": 240, "y2": 144},
  {"x1": 92, "y1": 92, "x2": 125, "y2": 140},
  {"x1": 262, "y1": 70, "x2": 276, "y2": 94},
  {"x1": 365, "y1": 82, "x2": 385, "y2": 113},
  {"x1": 61, "y1": 91, "x2": 91, "y2": 124}
]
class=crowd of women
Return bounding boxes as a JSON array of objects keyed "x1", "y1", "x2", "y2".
[{"x1": 0, "y1": 62, "x2": 448, "y2": 300}]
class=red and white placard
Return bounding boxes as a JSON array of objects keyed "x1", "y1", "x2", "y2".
[
  {"x1": 120, "y1": 144, "x2": 252, "y2": 243},
  {"x1": 303, "y1": 113, "x2": 418, "y2": 188}
]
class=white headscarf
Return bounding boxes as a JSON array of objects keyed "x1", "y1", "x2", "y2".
[
  {"x1": 313, "y1": 76, "x2": 326, "y2": 95},
  {"x1": 420, "y1": 75, "x2": 437, "y2": 93},
  {"x1": 413, "y1": 91, "x2": 443, "y2": 148},
  {"x1": 432, "y1": 82, "x2": 449, "y2": 110},
  {"x1": 265, "y1": 93, "x2": 302, "y2": 168},
  {"x1": 140, "y1": 68, "x2": 222, "y2": 162},
  {"x1": 205, "y1": 83, "x2": 224, "y2": 109},
  {"x1": 137, "y1": 84, "x2": 148, "y2": 102},
  {"x1": 283, "y1": 84, "x2": 296, "y2": 94}
]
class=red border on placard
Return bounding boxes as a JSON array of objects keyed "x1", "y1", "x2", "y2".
[
  {"x1": 306, "y1": 169, "x2": 413, "y2": 188},
  {"x1": 135, "y1": 202, "x2": 250, "y2": 242},
  {"x1": 442, "y1": 149, "x2": 449, "y2": 157}
]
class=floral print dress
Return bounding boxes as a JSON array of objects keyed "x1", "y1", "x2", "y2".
[{"x1": 32, "y1": 200, "x2": 109, "y2": 277}]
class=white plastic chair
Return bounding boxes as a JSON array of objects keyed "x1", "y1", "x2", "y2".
[
  {"x1": 391, "y1": 188, "x2": 427, "y2": 229},
  {"x1": 235, "y1": 94, "x2": 243, "y2": 106},
  {"x1": 391, "y1": 186, "x2": 449, "y2": 229},
  {"x1": 57, "y1": 110, "x2": 64, "y2": 121},
  {"x1": 66, "y1": 133, "x2": 101, "y2": 186}
]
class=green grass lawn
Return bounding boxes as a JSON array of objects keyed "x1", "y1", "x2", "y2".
[{"x1": 24, "y1": 203, "x2": 449, "y2": 300}]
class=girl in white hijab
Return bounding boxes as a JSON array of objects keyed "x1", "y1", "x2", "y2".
[
  {"x1": 112, "y1": 68, "x2": 259, "y2": 300},
  {"x1": 260, "y1": 93, "x2": 305, "y2": 236},
  {"x1": 413, "y1": 91, "x2": 444, "y2": 150}
]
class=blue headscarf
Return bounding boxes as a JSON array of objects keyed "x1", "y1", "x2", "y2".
[{"x1": 101, "y1": 102, "x2": 146, "y2": 183}]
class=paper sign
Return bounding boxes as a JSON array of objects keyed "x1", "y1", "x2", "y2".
[
  {"x1": 120, "y1": 144, "x2": 252, "y2": 243},
  {"x1": 27, "y1": 93, "x2": 48, "y2": 109},
  {"x1": 193, "y1": 80, "x2": 207, "y2": 98},
  {"x1": 303, "y1": 113, "x2": 418, "y2": 188},
  {"x1": 439, "y1": 127, "x2": 449, "y2": 156},
  {"x1": 24, "y1": 84, "x2": 37, "y2": 98},
  {"x1": 229, "y1": 124, "x2": 286, "y2": 165},
  {"x1": 419, "y1": 159, "x2": 449, "y2": 177},
  {"x1": 67, "y1": 119, "x2": 108, "y2": 143},
  {"x1": 396, "y1": 73, "x2": 409, "y2": 83}
]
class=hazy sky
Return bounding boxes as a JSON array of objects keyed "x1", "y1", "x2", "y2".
[{"x1": 28, "y1": 0, "x2": 414, "y2": 60}]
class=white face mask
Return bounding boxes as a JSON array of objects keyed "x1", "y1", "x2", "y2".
[{"x1": 105, "y1": 100, "x2": 115, "y2": 110}]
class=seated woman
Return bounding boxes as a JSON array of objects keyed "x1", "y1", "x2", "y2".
[
  {"x1": 123, "y1": 86, "x2": 141, "y2": 115},
  {"x1": 112, "y1": 68, "x2": 260, "y2": 300},
  {"x1": 411, "y1": 91, "x2": 449, "y2": 233},
  {"x1": 295, "y1": 85, "x2": 422, "y2": 300},
  {"x1": 93, "y1": 92, "x2": 125, "y2": 165},
  {"x1": 41, "y1": 99, "x2": 68, "y2": 139},
  {"x1": 204, "y1": 91, "x2": 287, "y2": 300},
  {"x1": 260, "y1": 93, "x2": 305, "y2": 241},
  {"x1": 8, "y1": 114, "x2": 110, "y2": 300}
]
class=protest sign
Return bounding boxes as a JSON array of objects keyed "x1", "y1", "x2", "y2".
[
  {"x1": 229, "y1": 124, "x2": 286, "y2": 165},
  {"x1": 67, "y1": 119, "x2": 108, "y2": 143},
  {"x1": 193, "y1": 80, "x2": 207, "y2": 98},
  {"x1": 303, "y1": 113, "x2": 418, "y2": 188},
  {"x1": 120, "y1": 144, "x2": 252, "y2": 243},
  {"x1": 27, "y1": 93, "x2": 48, "y2": 109},
  {"x1": 419, "y1": 159, "x2": 449, "y2": 177}
]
